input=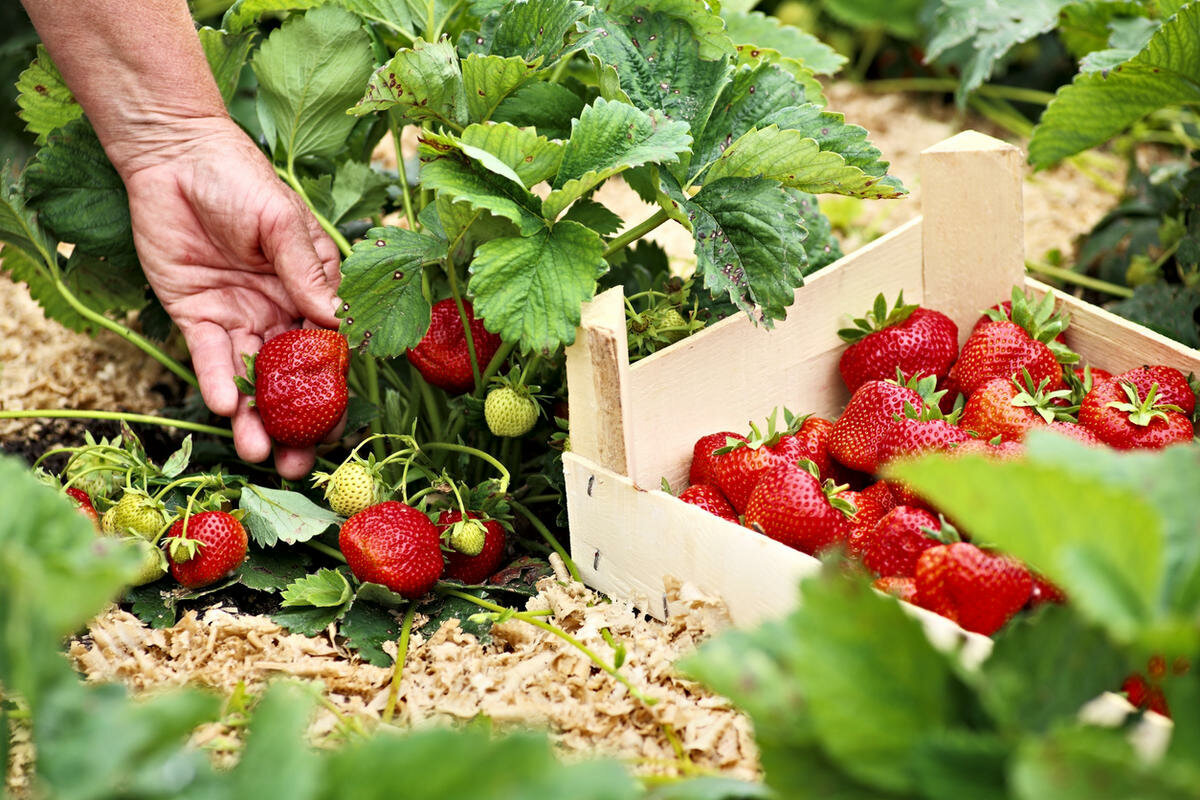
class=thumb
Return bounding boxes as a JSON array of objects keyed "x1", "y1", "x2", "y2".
[{"x1": 263, "y1": 200, "x2": 341, "y2": 329}]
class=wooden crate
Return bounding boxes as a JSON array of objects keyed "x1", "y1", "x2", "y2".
[{"x1": 562, "y1": 131, "x2": 1200, "y2": 665}]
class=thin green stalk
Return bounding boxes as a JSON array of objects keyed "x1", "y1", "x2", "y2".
[
  {"x1": 1065, "y1": 155, "x2": 1124, "y2": 197},
  {"x1": 382, "y1": 602, "x2": 417, "y2": 723},
  {"x1": 305, "y1": 539, "x2": 347, "y2": 562},
  {"x1": 508, "y1": 498, "x2": 580, "y2": 582},
  {"x1": 413, "y1": 364, "x2": 446, "y2": 441},
  {"x1": 517, "y1": 354, "x2": 541, "y2": 387},
  {"x1": 603, "y1": 209, "x2": 670, "y2": 258},
  {"x1": 851, "y1": 27, "x2": 884, "y2": 83},
  {"x1": 1025, "y1": 261, "x2": 1134, "y2": 298},
  {"x1": 361, "y1": 356, "x2": 387, "y2": 463},
  {"x1": 967, "y1": 95, "x2": 1033, "y2": 139},
  {"x1": 390, "y1": 117, "x2": 419, "y2": 231},
  {"x1": 549, "y1": 52, "x2": 573, "y2": 83},
  {"x1": 437, "y1": 587, "x2": 657, "y2": 705},
  {"x1": 0, "y1": 409, "x2": 232, "y2": 437},
  {"x1": 431, "y1": 0, "x2": 465, "y2": 41},
  {"x1": 517, "y1": 493, "x2": 560, "y2": 504},
  {"x1": 444, "y1": 258, "x2": 482, "y2": 391},
  {"x1": 472, "y1": 340, "x2": 517, "y2": 399},
  {"x1": 276, "y1": 163, "x2": 353, "y2": 257},
  {"x1": 863, "y1": 78, "x2": 1055, "y2": 106},
  {"x1": 420, "y1": 441, "x2": 510, "y2": 491}
]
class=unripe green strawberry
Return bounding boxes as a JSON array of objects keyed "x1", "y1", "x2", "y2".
[
  {"x1": 448, "y1": 518, "x2": 487, "y2": 557},
  {"x1": 126, "y1": 537, "x2": 168, "y2": 586},
  {"x1": 110, "y1": 491, "x2": 168, "y2": 539},
  {"x1": 319, "y1": 461, "x2": 378, "y2": 517},
  {"x1": 484, "y1": 386, "x2": 538, "y2": 437},
  {"x1": 101, "y1": 507, "x2": 118, "y2": 535}
]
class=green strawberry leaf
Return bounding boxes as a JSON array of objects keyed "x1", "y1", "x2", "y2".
[
  {"x1": 234, "y1": 547, "x2": 314, "y2": 593},
  {"x1": 160, "y1": 436, "x2": 192, "y2": 479},
  {"x1": 909, "y1": 731, "x2": 1011, "y2": 800},
  {"x1": 301, "y1": 160, "x2": 393, "y2": 226},
  {"x1": 562, "y1": 197, "x2": 624, "y2": 236},
  {"x1": 61, "y1": 250, "x2": 147, "y2": 320},
  {"x1": 490, "y1": 80, "x2": 585, "y2": 140},
  {"x1": 480, "y1": 0, "x2": 592, "y2": 63},
  {"x1": 15, "y1": 45, "x2": 81, "y2": 145},
  {"x1": 462, "y1": 53, "x2": 544, "y2": 123},
  {"x1": 252, "y1": 5, "x2": 375, "y2": 162},
  {"x1": 543, "y1": 98, "x2": 692, "y2": 219},
  {"x1": 126, "y1": 583, "x2": 179, "y2": 629},
  {"x1": 602, "y1": 0, "x2": 734, "y2": 60},
  {"x1": 339, "y1": 600, "x2": 401, "y2": 666},
  {"x1": 1058, "y1": 0, "x2": 1148, "y2": 59},
  {"x1": 0, "y1": 244, "x2": 96, "y2": 334},
  {"x1": 1109, "y1": 282, "x2": 1200, "y2": 348},
  {"x1": 337, "y1": 226, "x2": 443, "y2": 357},
  {"x1": 281, "y1": 568, "x2": 352, "y2": 608},
  {"x1": 1030, "y1": 3, "x2": 1200, "y2": 168},
  {"x1": 420, "y1": 151, "x2": 546, "y2": 234},
  {"x1": 198, "y1": 27, "x2": 256, "y2": 107},
  {"x1": 702, "y1": 125, "x2": 905, "y2": 199},
  {"x1": 459, "y1": 122, "x2": 565, "y2": 188},
  {"x1": 224, "y1": 0, "x2": 422, "y2": 37},
  {"x1": 468, "y1": 219, "x2": 607, "y2": 352},
  {"x1": 733, "y1": 43, "x2": 826, "y2": 106},
  {"x1": 790, "y1": 190, "x2": 843, "y2": 271},
  {"x1": 720, "y1": 10, "x2": 846, "y2": 75},
  {"x1": 924, "y1": 0, "x2": 1077, "y2": 107},
  {"x1": 271, "y1": 602, "x2": 349, "y2": 636},
  {"x1": 681, "y1": 176, "x2": 808, "y2": 323},
  {"x1": 238, "y1": 485, "x2": 343, "y2": 547},
  {"x1": 820, "y1": 0, "x2": 924, "y2": 40},
  {"x1": 352, "y1": 38, "x2": 467, "y2": 128},
  {"x1": 24, "y1": 118, "x2": 133, "y2": 257}
]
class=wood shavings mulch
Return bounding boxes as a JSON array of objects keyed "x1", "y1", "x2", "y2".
[{"x1": 67, "y1": 556, "x2": 759, "y2": 780}]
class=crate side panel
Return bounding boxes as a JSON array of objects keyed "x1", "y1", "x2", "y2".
[
  {"x1": 565, "y1": 287, "x2": 632, "y2": 472},
  {"x1": 1027, "y1": 279, "x2": 1200, "y2": 376},
  {"x1": 625, "y1": 218, "x2": 925, "y2": 490}
]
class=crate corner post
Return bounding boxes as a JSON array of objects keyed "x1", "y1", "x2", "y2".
[{"x1": 920, "y1": 130, "x2": 1026, "y2": 340}]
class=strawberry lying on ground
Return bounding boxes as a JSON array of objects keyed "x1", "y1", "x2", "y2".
[
  {"x1": 65, "y1": 487, "x2": 101, "y2": 530},
  {"x1": 862, "y1": 506, "x2": 947, "y2": 579},
  {"x1": 437, "y1": 510, "x2": 507, "y2": 585},
  {"x1": 248, "y1": 329, "x2": 350, "y2": 448},
  {"x1": 744, "y1": 462, "x2": 854, "y2": 556},
  {"x1": 829, "y1": 374, "x2": 940, "y2": 474},
  {"x1": 958, "y1": 370, "x2": 1075, "y2": 442},
  {"x1": 165, "y1": 511, "x2": 248, "y2": 589},
  {"x1": 408, "y1": 298, "x2": 502, "y2": 394},
  {"x1": 1078, "y1": 366, "x2": 1194, "y2": 449},
  {"x1": 914, "y1": 542, "x2": 1032, "y2": 635},
  {"x1": 838, "y1": 293, "x2": 958, "y2": 392},
  {"x1": 339, "y1": 501, "x2": 443, "y2": 598},
  {"x1": 689, "y1": 431, "x2": 743, "y2": 487},
  {"x1": 951, "y1": 289, "x2": 1076, "y2": 397},
  {"x1": 678, "y1": 484, "x2": 738, "y2": 522}
]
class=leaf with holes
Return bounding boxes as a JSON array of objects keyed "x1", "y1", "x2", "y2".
[
  {"x1": 337, "y1": 226, "x2": 442, "y2": 357},
  {"x1": 480, "y1": 0, "x2": 592, "y2": 63}
]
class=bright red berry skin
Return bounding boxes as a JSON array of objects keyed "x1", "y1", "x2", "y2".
[
  {"x1": 875, "y1": 417, "x2": 972, "y2": 469},
  {"x1": 340, "y1": 502, "x2": 443, "y2": 598},
  {"x1": 1078, "y1": 379, "x2": 1194, "y2": 450},
  {"x1": 165, "y1": 511, "x2": 248, "y2": 589},
  {"x1": 959, "y1": 378, "x2": 1047, "y2": 442},
  {"x1": 842, "y1": 486, "x2": 894, "y2": 558},
  {"x1": 1122, "y1": 673, "x2": 1171, "y2": 717},
  {"x1": 437, "y1": 510, "x2": 506, "y2": 585},
  {"x1": 679, "y1": 484, "x2": 739, "y2": 522},
  {"x1": 914, "y1": 543, "x2": 1032, "y2": 636},
  {"x1": 952, "y1": 320, "x2": 1064, "y2": 398},
  {"x1": 255, "y1": 329, "x2": 349, "y2": 448},
  {"x1": 1043, "y1": 421, "x2": 1102, "y2": 446},
  {"x1": 839, "y1": 307, "x2": 958, "y2": 393},
  {"x1": 744, "y1": 463, "x2": 849, "y2": 556},
  {"x1": 863, "y1": 506, "x2": 942, "y2": 579},
  {"x1": 873, "y1": 576, "x2": 917, "y2": 604},
  {"x1": 65, "y1": 487, "x2": 101, "y2": 529},
  {"x1": 788, "y1": 416, "x2": 844, "y2": 481},
  {"x1": 689, "y1": 432, "x2": 743, "y2": 488},
  {"x1": 951, "y1": 437, "x2": 1025, "y2": 460},
  {"x1": 407, "y1": 299, "x2": 502, "y2": 394},
  {"x1": 712, "y1": 440, "x2": 791, "y2": 515},
  {"x1": 973, "y1": 301, "x2": 1067, "y2": 343},
  {"x1": 1075, "y1": 366, "x2": 1112, "y2": 386},
  {"x1": 1117, "y1": 365, "x2": 1195, "y2": 415},
  {"x1": 829, "y1": 380, "x2": 925, "y2": 474},
  {"x1": 1028, "y1": 573, "x2": 1067, "y2": 607}
]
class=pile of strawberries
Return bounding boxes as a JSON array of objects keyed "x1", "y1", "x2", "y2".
[{"x1": 676, "y1": 289, "x2": 1197, "y2": 636}]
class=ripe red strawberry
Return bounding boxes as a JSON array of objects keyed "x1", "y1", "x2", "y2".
[
  {"x1": 936, "y1": 373, "x2": 964, "y2": 416},
  {"x1": 959, "y1": 372, "x2": 1073, "y2": 442},
  {"x1": 863, "y1": 506, "x2": 944, "y2": 578},
  {"x1": 914, "y1": 542, "x2": 1032, "y2": 635},
  {"x1": 436, "y1": 510, "x2": 507, "y2": 585},
  {"x1": 829, "y1": 376, "x2": 936, "y2": 474},
  {"x1": 875, "y1": 413, "x2": 972, "y2": 469},
  {"x1": 842, "y1": 483, "x2": 895, "y2": 557},
  {"x1": 952, "y1": 320, "x2": 1067, "y2": 397},
  {"x1": 973, "y1": 300, "x2": 1066, "y2": 343},
  {"x1": 253, "y1": 329, "x2": 349, "y2": 448},
  {"x1": 950, "y1": 437, "x2": 1025, "y2": 460},
  {"x1": 787, "y1": 416, "x2": 843, "y2": 481},
  {"x1": 711, "y1": 413, "x2": 806, "y2": 513},
  {"x1": 1074, "y1": 365, "x2": 1112, "y2": 386},
  {"x1": 1078, "y1": 379, "x2": 1193, "y2": 450},
  {"x1": 744, "y1": 462, "x2": 852, "y2": 556},
  {"x1": 1117, "y1": 365, "x2": 1195, "y2": 415},
  {"x1": 408, "y1": 298, "x2": 503, "y2": 394},
  {"x1": 689, "y1": 432, "x2": 743, "y2": 487},
  {"x1": 165, "y1": 511, "x2": 248, "y2": 589},
  {"x1": 1028, "y1": 573, "x2": 1066, "y2": 607},
  {"x1": 838, "y1": 293, "x2": 958, "y2": 392},
  {"x1": 1043, "y1": 421, "x2": 1101, "y2": 446},
  {"x1": 65, "y1": 487, "x2": 100, "y2": 529},
  {"x1": 873, "y1": 576, "x2": 917, "y2": 604},
  {"x1": 679, "y1": 484, "x2": 738, "y2": 522},
  {"x1": 1123, "y1": 673, "x2": 1171, "y2": 717},
  {"x1": 340, "y1": 501, "x2": 444, "y2": 598}
]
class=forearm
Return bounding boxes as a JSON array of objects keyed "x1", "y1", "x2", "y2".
[{"x1": 20, "y1": 0, "x2": 226, "y2": 176}]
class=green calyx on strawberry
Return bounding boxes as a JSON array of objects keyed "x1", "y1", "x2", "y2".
[
  {"x1": 165, "y1": 510, "x2": 249, "y2": 589},
  {"x1": 983, "y1": 287, "x2": 1076, "y2": 363},
  {"x1": 711, "y1": 409, "x2": 809, "y2": 513},
  {"x1": 238, "y1": 328, "x2": 350, "y2": 449},
  {"x1": 838, "y1": 292, "x2": 919, "y2": 342},
  {"x1": 408, "y1": 298, "x2": 503, "y2": 394},
  {"x1": 959, "y1": 368, "x2": 1077, "y2": 442},
  {"x1": 1008, "y1": 368, "x2": 1077, "y2": 420},
  {"x1": 837, "y1": 292, "x2": 959, "y2": 393},
  {"x1": 830, "y1": 372, "x2": 947, "y2": 474},
  {"x1": 1105, "y1": 381, "x2": 1185, "y2": 427},
  {"x1": 312, "y1": 457, "x2": 383, "y2": 517}
]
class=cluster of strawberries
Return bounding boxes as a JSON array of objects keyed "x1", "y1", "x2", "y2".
[{"x1": 676, "y1": 289, "x2": 1197, "y2": 637}]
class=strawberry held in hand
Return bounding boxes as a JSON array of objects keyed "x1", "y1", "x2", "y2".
[
  {"x1": 250, "y1": 329, "x2": 349, "y2": 448},
  {"x1": 744, "y1": 462, "x2": 853, "y2": 556},
  {"x1": 914, "y1": 542, "x2": 1032, "y2": 636},
  {"x1": 165, "y1": 511, "x2": 248, "y2": 589},
  {"x1": 408, "y1": 298, "x2": 502, "y2": 394},
  {"x1": 437, "y1": 510, "x2": 507, "y2": 585},
  {"x1": 838, "y1": 293, "x2": 958, "y2": 392},
  {"x1": 340, "y1": 501, "x2": 443, "y2": 598}
]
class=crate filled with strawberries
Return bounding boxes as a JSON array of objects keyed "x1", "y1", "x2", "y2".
[{"x1": 562, "y1": 130, "x2": 1200, "y2": 658}]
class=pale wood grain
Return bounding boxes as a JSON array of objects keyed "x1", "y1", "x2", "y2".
[{"x1": 565, "y1": 287, "x2": 632, "y2": 474}]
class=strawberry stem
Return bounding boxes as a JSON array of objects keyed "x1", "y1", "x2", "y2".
[
  {"x1": 382, "y1": 602, "x2": 417, "y2": 724},
  {"x1": 304, "y1": 539, "x2": 347, "y2": 563},
  {"x1": 509, "y1": 499, "x2": 581, "y2": 583},
  {"x1": 601, "y1": 208, "x2": 670, "y2": 258},
  {"x1": 421, "y1": 442, "x2": 510, "y2": 493},
  {"x1": 0, "y1": 409, "x2": 232, "y2": 438}
]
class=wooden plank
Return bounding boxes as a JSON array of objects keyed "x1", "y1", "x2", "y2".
[
  {"x1": 921, "y1": 131, "x2": 1026, "y2": 342},
  {"x1": 625, "y1": 218, "x2": 925, "y2": 490},
  {"x1": 1026, "y1": 278, "x2": 1200, "y2": 375},
  {"x1": 564, "y1": 287, "x2": 633, "y2": 474},
  {"x1": 564, "y1": 450, "x2": 994, "y2": 667}
]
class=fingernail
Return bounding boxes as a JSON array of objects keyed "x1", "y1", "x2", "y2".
[{"x1": 331, "y1": 296, "x2": 344, "y2": 315}]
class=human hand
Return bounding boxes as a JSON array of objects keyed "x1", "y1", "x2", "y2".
[{"x1": 120, "y1": 116, "x2": 344, "y2": 479}]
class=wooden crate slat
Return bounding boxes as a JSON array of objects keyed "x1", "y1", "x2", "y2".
[
  {"x1": 626, "y1": 218, "x2": 925, "y2": 491},
  {"x1": 565, "y1": 286, "x2": 633, "y2": 475}
]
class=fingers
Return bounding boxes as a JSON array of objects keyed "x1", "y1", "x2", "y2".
[
  {"x1": 229, "y1": 330, "x2": 271, "y2": 463},
  {"x1": 274, "y1": 445, "x2": 316, "y2": 481},
  {"x1": 263, "y1": 199, "x2": 341, "y2": 329},
  {"x1": 305, "y1": 211, "x2": 343, "y2": 291},
  {"x1": 180, "y1": 321, "x2": 238, "y2": 417}
]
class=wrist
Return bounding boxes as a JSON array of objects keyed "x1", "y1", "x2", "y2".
[{"x1": 103, "y1": 112, "x2": 242, "y2": 179}]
